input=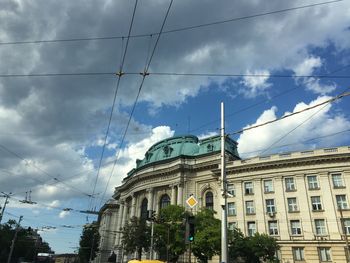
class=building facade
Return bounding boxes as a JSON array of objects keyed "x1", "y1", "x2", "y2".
[{"x1": 96, "y1": 135, "x2": 350, "y2": 263}]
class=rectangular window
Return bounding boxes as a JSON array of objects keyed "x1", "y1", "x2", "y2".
[
  {"x1": 319, "y1": 247, "x2": 331, "y2": 261},
  {"x1": 227, "y1": 184, "x2": 235, "y2": 197},
  {"x1": 285, "y1": 177, "x2": 296, "y2": 191},
  {"x1": 311, "y1": 196, "x2": 323, "y2": 211},
  {"x1": 268, "y1": 221, "x2": 279, "y2": 235},
  {"x1": 291, "y1": 220, "x2": 302, "y2": 235},
  {"x1": 287, "y1": 197, "x2": 299, "y2": 212},
  {"x1": 336, "y1": 195, "x2": 348, "y2": 210},
  {"x1": 245, "y1": 200, "x2": 255, "y2": 215},
  {"x1": 315, "y1": 219, "x2": 327, "y2": 235},
  {"x1": 264, "y1": 179, "x2": 274, "y2": 193},
  {"x1": 293, "y1": 247, "x2": 305, "y2": 261},
  {"x1": 228, "y1": 222, "x2": 237, "y2": 231},
  {"x1": 332, "y1": 173, "x2": 344, "y2": 188},
  {"x1": 247, "y1": 221, "x2": 256, "y2": 237},
  {"x1": 228, "y1": 202, "x2": 236, "y2": 216},
  {"x1": 244, "y1": 182, "x2": 254, "y2": 195},
  {"x1": 307, "y1": 175, "x2": 319, "y2": 190},
  {"x1": 343, "y1": 219, "x2": 350, "y2": 235},
  {"x1": 265, "y1": 199, "x2": 276, "y2": 213}
]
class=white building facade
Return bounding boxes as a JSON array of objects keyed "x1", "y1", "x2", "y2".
[{"x1": 96, "y1": 135, "x2": 350, "y2": 263}]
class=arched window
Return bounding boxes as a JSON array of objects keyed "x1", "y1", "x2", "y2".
[
  {"x1": 140, "y1": 198, "x2": 148, "y2": 220},
  {"x1": 205, "y1": 191, "x2": 214, "y2": 210},
  {"x1": 160, "y1": 194, "x2": 170, "y2": 210}
]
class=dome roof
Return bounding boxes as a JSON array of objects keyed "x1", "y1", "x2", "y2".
[
  {"x1": 135, "y1": 135, "x2": 200, "y2": 169},
  {"x1": 127, "y1": 134, "x2": 239, "y2": 178}
]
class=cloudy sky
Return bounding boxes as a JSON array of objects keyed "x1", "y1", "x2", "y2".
[{"x1": 1, "y1": 0, "x2": 350, "y2": 254}]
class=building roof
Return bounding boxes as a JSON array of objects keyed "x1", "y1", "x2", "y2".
[{"x1": 126, "y1": 134, "x2": 239, "y2": 178}]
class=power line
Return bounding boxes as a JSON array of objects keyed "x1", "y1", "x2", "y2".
[
  {"x1": 0, "y1": 0, "x2": 342, "y2": 46},
  {"x1": 229, "y1": 91, "x2": 350, "y2": 136},
  {"x1": 98, "y1": 0, "x2": 174, "y2": 207},
  {"x1": 88, "y1": 0, "x2": 139, "y2": 211}
]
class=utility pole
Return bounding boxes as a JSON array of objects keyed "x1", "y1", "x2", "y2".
[
  {"x1": 0, "y1": 192, "x2": 12, "y2": 224},
  {"x1": 339, "y1": 206, "x2": 350, "y2": 262},
  {"x1": 7, "y1": 215, "x2": 23, "y2": 263},
  {"x1": 220, "y1": 102, "x2": 228, "y2": 263}
]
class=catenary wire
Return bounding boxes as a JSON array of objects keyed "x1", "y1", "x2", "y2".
[
  {"x1": 0, "y1": 0, "x2": 342, "y2": 45},
  {"x1": 98, "y1": 0, "x2": 174, "y2": 207},
  {"x1": 88, "y1": 0, "x2": 139, "y2": 212},
  {"x1": 228, "y1": 91, "x2": 350, "y2": 136}
]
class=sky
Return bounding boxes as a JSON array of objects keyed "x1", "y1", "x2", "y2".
[{"x1": 0, "y1": 0, "x2": 350, "y2": 254}]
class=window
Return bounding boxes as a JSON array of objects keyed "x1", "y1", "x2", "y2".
[
  {"x1": 311, "y1": 196, "x2": 323, "y2": 211},
  {"x1": 336, "y1": 195, "x2": 348, "y2": 210},
  {"x1": 287, "y1": 197, "x2": 299, "y2": 212},
  {"x1": 244, "y1": 182, "x2": 254, "y2": 195},
  {"x1": 319, "y1": 247, "x2": 331, "y2": 261},
  {"x1": 292, "y1": 247, "x2": 305, "y2": 261},
  {"x1": 245, "y1": 200, "x2": 255, "y2": 215},
  {"x1": 285, "y1": 177, "x2": 296, "y2": 191},
  {"x1": 307, "y1": 175, "x2": 319, "y2": 190},
  {"x1": 247, "y1": 221, "x2": 256, "y2": 236},
  {"x1": 227, "y1": 184, "x2": 235, "y2": 197},
  {"x1": 140, "y1": 198, "x2": 148, "y2": 220},
  {"x1": 343, "y1": 219, "x2": 350, "y2": 235},
  {"x1": 291, "y1": 220, "x2": 302, "y2": 235},
  {"x1": 264, "y1": 180, "x2": 274, "y2": 193},
  {"x1": 315, "y1": 219, "x2": 327, "y2": 235},
  {"x1": 228, "y1": 202, "x2": 236, "y2": 216},
  {"x1": 160, "y1": 194, "x2": 170, "y2": 209},
  {"x1": 228, "y1": 222, "x2": 237, "y2": 231},
  {"x1": 265, "y1": 199, "x2": 276, "y2": 213},
  {"x1": 205, "y1": 192, "x2": 214, "y2": 210},
  {"x1": 332, "y1": 173, "x2": 344, "y2": 188},
  {"x1": 268, "y1": 221, "x2": 279, "y2": 235}
]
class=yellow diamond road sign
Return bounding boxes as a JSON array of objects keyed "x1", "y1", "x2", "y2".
[{"x1": 186, "y1": 195, "x2": 198, "y2": 208}]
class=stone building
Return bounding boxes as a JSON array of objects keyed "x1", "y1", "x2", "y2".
[{"x1": 95, "y1": 134, "x2": 350, "y2": 263}]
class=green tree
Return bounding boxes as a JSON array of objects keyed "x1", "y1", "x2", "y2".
[
  {"x1": 191, "y1": 209, "x2": 221, "y2": 263},
  {"x1": 0, "y1": 220, "x2": 53, "y2": 263},
  {"x1": 121, "y1": 216, "x2": 150, "y2": 260},
  {"x1": 228, "y1": 228, "x2": 279, "y2": 263},
  {"x1": 78, "y1": 222, "x2": 100, "y2": 263},
  {"x1": 153, "y1": 205, "x2": 187, "y2": 263}
]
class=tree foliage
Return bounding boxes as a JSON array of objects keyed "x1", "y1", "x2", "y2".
[
  {"x1": 78, "y1": 222, "x2": 100, "y2": 263},
  {"x1": 191, "y1": 209, "x2": 221, "y2": 263},
  {"x1": 0, "y1": 220, "x2": 53, "y2": 263},
  {"x1": 228, "y1": 228, "x2": 279, "y2": 263},
  {"x1": 153, "y1": 205, "x2": 187, "y2": 263},
  {"x1": 121, "y1": 216, "x2": 150, "y2": 260}
]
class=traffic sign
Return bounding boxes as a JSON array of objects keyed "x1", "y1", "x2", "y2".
[{"x1": 186, "y1": 195, "x2": 198, "y2": 208}]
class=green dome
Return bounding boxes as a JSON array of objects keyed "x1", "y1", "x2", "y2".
[{"x1": 136, "y1": 135, "x2": 200, "y2": 168}]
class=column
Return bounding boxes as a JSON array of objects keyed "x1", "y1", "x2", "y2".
[
  {"x1": 171, "y1": 185, "x2": 176, "y2": 205},
  {"x1": 147, "y1": 188, "x2": 154, "y2": 211},
  {"x1": 116, "y1": 201, "x2": 124, "y2": 246},
  {"x1": 177, "y1": 184, "x2": 183, "y2": 206},
  {"x1": 130, "y1": 194, "x2": 136, "y2": 218}
]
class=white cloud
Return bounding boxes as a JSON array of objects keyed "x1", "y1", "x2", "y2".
[
  {"x1": 59, "y1": 210, "x2": 70, "y2": 219},
  {"x1": 240, "y1": 70, "x2": 271, "y2": 98},
  {"x1": 293, "y1": 56, "x2": 322, "y2": 76},
  {"x1": 237, "y1": 96, "x2": 350, "y2": 157}
]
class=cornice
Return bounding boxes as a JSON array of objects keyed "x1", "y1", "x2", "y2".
[{"x1": 225, "y1": 153, "x2": 350, "y2": 174}]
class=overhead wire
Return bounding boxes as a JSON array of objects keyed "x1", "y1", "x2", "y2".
[
  {"x1": 228, "y1": 90, "x2": 350, "y2": 136},
  {"x1": 98, "y1": 0, "x2": 174, "y2": 207},
  {"x1": 0, "y1": 0, "x2": 343, "y2": 46},
  {"x1": 88, "y1": 0, "x2": 140, "y2": 211}
]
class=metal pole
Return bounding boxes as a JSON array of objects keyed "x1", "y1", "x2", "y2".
[
  {"x1": 188, "y1": 242, "x2": 191, "y2": 263},
  {"x1": 150, "y1": 220, "x2": 154, "y2": 260},
  {"x1": 0, "y1": 192, "x2": 11, "y2": 224},
  {"x1": 7, "y1": 215, "x2": 23, "y2": 263},
  {"x1": 339, "y1": 207, "x2": 350, "y2": 262},
  {"x1": 220, "y1": 102, "x2": 228, "y2": 263}
]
